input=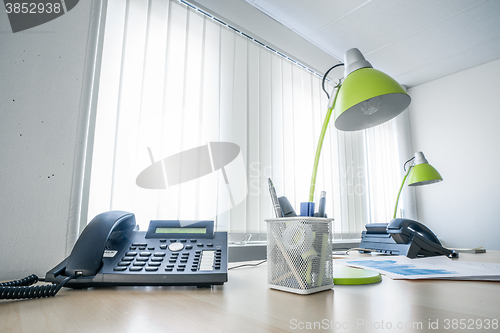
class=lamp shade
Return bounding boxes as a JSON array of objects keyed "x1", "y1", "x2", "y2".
[
  {"x1": 334, "y1": 68, "x2": 411, "y2": 130},
  {"x1": 333, "y1": 48, "x2": 411, "y2": 131},
  {"x1": 407, "y1": 151, "x2": 443, "y2": 186},
  {"x1": 408, "y1": 163, "x2": 443, "y2": 186}
]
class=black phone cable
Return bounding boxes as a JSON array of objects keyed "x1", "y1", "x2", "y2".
[
  {"x1": 228, "y1": 260, "x2": 266, "y2": 270},
  {"x1": 321, "y1": 63, "x2": 345, "y2": 99},
  {"x1": 0, "y1": 273, "x2": 80, "y2": 300}
]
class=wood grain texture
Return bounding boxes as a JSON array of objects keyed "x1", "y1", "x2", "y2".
[{"x1": 1, "y1": 252, "x2": 499, "y2": 333}]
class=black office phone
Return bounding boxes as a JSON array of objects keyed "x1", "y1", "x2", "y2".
[
  {"x1": 1, "y1": 211, "x2": 227, "y2": 299},
  {"x1": 45, "y1": 211, "x2": 228, "y2": 288},
  {"x1": 359, "y1": 218, "x2": 457, "y2": 258}
]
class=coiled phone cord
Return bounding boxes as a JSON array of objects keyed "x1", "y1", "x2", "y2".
[{"x1": 0, "y1": 273, "x2": 80, "y2": 300}]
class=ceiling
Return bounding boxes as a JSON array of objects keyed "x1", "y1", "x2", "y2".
[{"x1": 241, "y1": 0, "x2": 500, "y2": 87}]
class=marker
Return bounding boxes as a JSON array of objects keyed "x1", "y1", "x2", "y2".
[
  {"x1": 278, "y1": 196, "x2": 297, "y2": 217},
  {"x1": 268, "y1": 178, "x2": 283, "y2": 218},
  {"x1": 318, "y1": 191, "x2": 326, "y2": 217}
]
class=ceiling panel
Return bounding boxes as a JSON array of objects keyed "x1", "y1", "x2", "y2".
[
  {"x1": 367, "y1": 0, "x2": 500, "y2": 85},
  {"x1": 246, "y1": 0, "x2": 368, "y2": 38},
  {"x1": 311, "y1": 0, "x2": 485, "y2": 57},
  {"x1": 243, "y1": 0, "x2": 500, "y2": 87}
]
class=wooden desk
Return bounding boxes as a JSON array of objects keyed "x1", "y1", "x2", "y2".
[{"x1": 1, "y1": 252, "x2": 500, "y2": 333}]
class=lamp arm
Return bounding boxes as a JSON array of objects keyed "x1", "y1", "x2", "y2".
[
  {"x1": 393, "y1": 165, "x2": 413, "y2": 219},
  {"x1": 308, "y1": 86, "x2": 340, "y2": 202}
]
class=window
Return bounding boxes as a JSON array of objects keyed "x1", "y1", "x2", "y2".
[{"x1": 86, "y1": 0, "x2": 412, "y2": 243}]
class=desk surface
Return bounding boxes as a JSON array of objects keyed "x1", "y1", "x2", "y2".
[{"x1": 2, "y1": 252, "x2": 500, "y2": 333}]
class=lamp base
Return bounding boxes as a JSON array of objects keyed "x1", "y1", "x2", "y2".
[{"x1": 334, "y1": 265, "x2": 381, "y2": 285}]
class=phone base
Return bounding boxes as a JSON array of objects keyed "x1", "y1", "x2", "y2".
[{"x1": 360, "y1": 222, "x2": 457, "y2": 258}]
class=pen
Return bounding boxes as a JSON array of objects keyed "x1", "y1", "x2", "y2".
[{"x1": 268, "y1": 178, "x2": 283, "y2": 218}]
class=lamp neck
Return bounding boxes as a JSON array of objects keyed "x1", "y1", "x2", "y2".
[
  {"x1": 393, "y1": 165, "x2": 413, "y2": 219},
  {"x1": 308, "y1": 86, "x2": 341, "y2": 202},
  {"x1": 308, "y1": 63, "x2": 344, "y2": 203}
]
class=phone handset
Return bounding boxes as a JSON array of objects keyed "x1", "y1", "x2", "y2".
[
  {"x1": 65, "y1": 211, "x2": 136, "y2": 276},
  {"x1": 387, "y1": 218, "x2": 441, "y2": 245}
]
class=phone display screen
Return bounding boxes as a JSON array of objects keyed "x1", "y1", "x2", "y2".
[
  {"x1": 146, "y1": 220, "x2": 214, "y2": 239},
  {"x1": 155, "y1": 227, "x2": 206, "y2": 234}
]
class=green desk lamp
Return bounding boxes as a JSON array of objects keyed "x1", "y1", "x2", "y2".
[
  {"x1": 309, "y1": 48, "x2": 411, "y2": 285},
  {"x1": 309, "y1": 48, "x2": 411, "y2": 201},
  {"x1": 393, "y1": 151, "x2": 443, "y2": 219}
]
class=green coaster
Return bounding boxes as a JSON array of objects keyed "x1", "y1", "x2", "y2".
[{"x1": 334, "y1": 265, "x2": 382, "y2": 285}]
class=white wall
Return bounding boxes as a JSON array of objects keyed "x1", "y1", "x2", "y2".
[
  {"x1": 407, "y1": 58, "x2": 500, "y2": 251},
  {"x1": 0, "y1": 2, "x2": 100, "y2": 280}
]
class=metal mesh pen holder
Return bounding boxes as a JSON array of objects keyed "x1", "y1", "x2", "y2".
[{"x1": 266, "y1": 217, "x2": 334, "y2": 294}]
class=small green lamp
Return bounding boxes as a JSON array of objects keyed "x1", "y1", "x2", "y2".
[
  {"x1": 334, "y1": 153, "x2": 442, "y2": 285},
  {"x1": 393, "y1": 151, "x2": 443, "y2": 219},
  {"x1": 309, "y1": 48, "x2": 411, "y2": 201}
]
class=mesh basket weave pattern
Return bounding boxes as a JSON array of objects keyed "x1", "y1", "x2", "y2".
[{"x1": 266, "y1": 217, "x2": 334, "y2": 294}]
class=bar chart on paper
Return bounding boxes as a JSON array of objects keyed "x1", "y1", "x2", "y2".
[{"x1": 337, "y1": 256, "x2": 500, "y2": 281}]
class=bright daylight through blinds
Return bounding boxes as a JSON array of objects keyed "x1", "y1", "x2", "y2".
[{"x1": 87, "y1": 0, "x2": 409, "y2": 241}]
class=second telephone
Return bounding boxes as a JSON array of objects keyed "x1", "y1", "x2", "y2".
[
  {"x1": 359, "y1": 218, "x2": 457, "y2": 258},
  {"x1": 45, "y1": 211, "x2": 228, "y2": 288}
]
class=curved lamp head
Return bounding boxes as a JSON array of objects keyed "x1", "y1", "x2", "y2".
[
  {"x1": 309, "y1": 48, "x2": 412, "y2": 202},
  {"x1": 408, "y1": 152, "x2": 443, "y2": 186},
  {"x1": 334, "y1": 48, "x2": 411, "y2": 131},
  {"x1": 392, "y1": 151, "x2": 442, "y2": 218}
]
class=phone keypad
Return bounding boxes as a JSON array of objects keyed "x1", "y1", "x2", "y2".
[{"x1": 113, "y1": 240, "x2": 223, "y2": 273}]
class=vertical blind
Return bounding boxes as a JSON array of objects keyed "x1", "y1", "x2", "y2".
[{"x1": 87, "y1": 0, "x2": 412, "y2": 240}]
